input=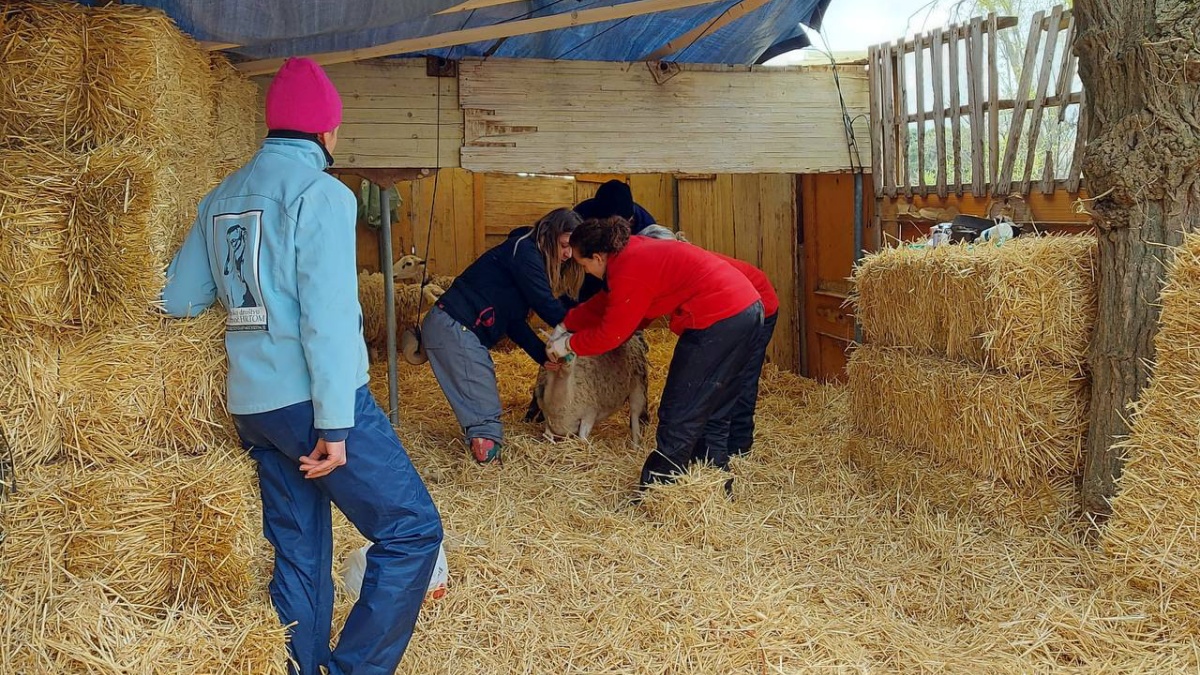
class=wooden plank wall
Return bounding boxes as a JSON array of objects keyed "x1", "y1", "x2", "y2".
[
  {"x1": 677, "y1": 175, "x2": 799, "y2": 372},
  {"x1": 458, "y1": 58, "x2": 871, "y2": 174},
  {"x1": 323, "y1": 60, "x2": 462, "y2": 169},
  {"x1": 802, "y1": 174, "x2": 878, "y2": 383}
]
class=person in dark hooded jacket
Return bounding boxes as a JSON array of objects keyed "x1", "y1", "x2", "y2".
[
  {"x1": 422, "y1": 208, "x2": 580, "y2": 464},
  {"x1": 568, "y1": 180, "x2": 659, "y2": 308}
]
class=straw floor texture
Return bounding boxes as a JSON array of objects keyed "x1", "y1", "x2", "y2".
[
  {"x1": 1103, "y1": 232, "x2": 1200, "y2": 633},
  {"x1": 846, "y1": 344, "x2": 1089, "y2": 486},
  {"x1": 852, "y1": 235, "x2": 1096, "y2": 375},
  {"x1": 297, "y1": 329, "x2": 1198, "y2": 673}
]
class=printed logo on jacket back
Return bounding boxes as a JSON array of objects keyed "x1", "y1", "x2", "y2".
[{"x1": 213, "y1": 210, "x2": 269, "y2": 331}]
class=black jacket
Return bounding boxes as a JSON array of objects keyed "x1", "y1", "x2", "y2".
[{"x1": 437, "y1": 227, "x2": 566, "y2": 364}]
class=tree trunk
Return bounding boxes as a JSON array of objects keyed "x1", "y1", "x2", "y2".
[{"x1": 1074, "y1": 0, "x2": 1200, "y2": 517}]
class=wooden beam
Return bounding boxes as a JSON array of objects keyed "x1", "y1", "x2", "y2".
[
  {"x1": 996, "y1": 10, "x2": 1045, "y2": 195},
  {"x1": 237, "y1": 0, "x2": 725, "y2": 76},
  {"x1": 641, "y1": 0, "x2": 773, "y2": 61},
  {"x1": 199, "y1": 41, "x2": 241, "y2": 51},
  {"x1": 875, "y1": 15, "x2": 1017, "y2": 55},
  {"x1": 436, "y1": 0, "x2": 523, "y2": 15}
]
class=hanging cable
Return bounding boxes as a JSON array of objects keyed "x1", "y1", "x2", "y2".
[{"x1": 414, "y1": 10, "x2": 477, "y2": 329}]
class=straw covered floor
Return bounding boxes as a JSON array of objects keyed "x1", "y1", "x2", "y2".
[
  {"x1": 265, "y1": 329, "x2": 1194, "y2": 674},
  {"x1": 852, "y1": 235, "x2": 1097, "y2": 375}
]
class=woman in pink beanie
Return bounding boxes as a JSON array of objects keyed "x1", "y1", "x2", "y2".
[{"x1": 162, "y1": 56, "x2": 443, "y2": 675}]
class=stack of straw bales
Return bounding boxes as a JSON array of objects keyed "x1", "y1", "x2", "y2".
[
  {"x1": 0, "y1": 2, "x2": 285, "y2": 670},
  {"x1": 848, "y1": 235, "x2": 1096, "y2": 487},
  {"x1": 1103, "y1": 231, "x2": 1200, "y2": 633}
]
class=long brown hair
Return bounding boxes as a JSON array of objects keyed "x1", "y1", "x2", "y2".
[{"x1": 528, "y1": 207, "x2": 581, "y2": 296}]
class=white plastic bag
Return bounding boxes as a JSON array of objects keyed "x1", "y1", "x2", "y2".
[{"x1": 342, "y1": 541, "x2": 449, "y2": 602}]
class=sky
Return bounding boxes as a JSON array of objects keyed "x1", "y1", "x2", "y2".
[{"x1": 765, "y1": 0, "x2": 956, "y2": 64}]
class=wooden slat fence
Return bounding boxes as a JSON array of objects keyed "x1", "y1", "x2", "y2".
[{"x1": 869, "y1": 6, "x2": 1086, "y2": 198}]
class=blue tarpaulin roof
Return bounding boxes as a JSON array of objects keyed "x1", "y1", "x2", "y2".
[{"x1": 97, "y1": 0, "x2": 832, "y2": 66}]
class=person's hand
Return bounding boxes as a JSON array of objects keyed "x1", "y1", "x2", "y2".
[
  {"x1": 543, "y1": 358, "x2": 564, "y2": 372},
  {"x1": 547, "y1": 333, "x2": 575, "y2": 362},
  {"x1": 299, "y1": 439, "x2": 346, "y2": 479},
  {"x1": 548, "y1": 324, "x2": 569, "y2": 342}
]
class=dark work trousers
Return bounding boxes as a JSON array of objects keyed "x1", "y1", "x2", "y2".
[
  {"x1": 640, "y1": 301, "x2": 763, "y2": 487},
  {"x1": 698, "y1": 311, "x2": 779, "y2": 467},
  {"x1": 233, "y1": 386, "x2": 443, "y2": 675}
]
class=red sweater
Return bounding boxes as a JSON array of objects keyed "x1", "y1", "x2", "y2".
[
  {"x1": 564, "y1": 238, "x2": 760, "y2": 357},
  {"x1": 712, "y1": 252, "x2": 778, "y2": 317}
]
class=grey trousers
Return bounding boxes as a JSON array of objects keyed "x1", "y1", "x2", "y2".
[{"x1": 422, "y1": 306, "x2": 504, "y2": 444}]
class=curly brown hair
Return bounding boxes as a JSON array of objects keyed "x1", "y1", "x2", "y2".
[{"x1": 569, "y1": 216, "x2": 631, "y2": 258}]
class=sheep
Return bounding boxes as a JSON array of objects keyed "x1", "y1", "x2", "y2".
[
  {"x1": 357, "y1": 271, "x2": 443, "y2": 356},
  {"x1": 530, "y1": 332, "x2": 650, "y2": 445},
  {"x1": 387, "y1": 254, "x2": 456, "y2": 291},
  {"x1": 390, "y1": 254, "x2": 425, "y2": 283}
]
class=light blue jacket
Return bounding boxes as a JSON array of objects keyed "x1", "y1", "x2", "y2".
[{"x1": 162, "y1": 137, "x2": 368, "y2": 439}]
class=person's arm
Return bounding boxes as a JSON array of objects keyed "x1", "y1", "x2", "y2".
[
  {"x1": 161, "y1": 215, "x2": 217, "y2": 318},
  {"x1": 512, "y1": 243, "x2": 568, "y2": 327},
  {"x1": 507, "y1": 320, "x2": 548, "y2": 366},
  {"x1": 294, "y1": 185, "x2": 361, "y2": 443},
  {"x1": 564, "y1": 290, "x2": 609, "y2": 332},
  {"x1": 567, "y1": 272, "x2": 654, "y2": 357}
]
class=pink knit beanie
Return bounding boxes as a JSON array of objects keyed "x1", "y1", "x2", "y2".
[{"x1": 264, "y1": 58, "x2": 343, "y2": 133}]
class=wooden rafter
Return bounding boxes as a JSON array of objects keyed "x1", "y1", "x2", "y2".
[
  {"x1": 237, "y1": 0, "x2": 724, "y2": 76},
  {"x1": 640, "y1": 0, "x2": 773, "y2": 62}
]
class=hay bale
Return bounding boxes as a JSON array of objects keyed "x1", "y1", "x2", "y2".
[
  {"x1": 847, "y1": 344, "x2": 1088, "y2": 485},
  {"x1": 1104, "y1": 233, "x2": 1200, "y2": 631},
  {"x1": 212, "y1": 55, "x2": 259, "y2": 173},
  {"x1": 68, "y1": 146, "x2": 166, "y2": 330},
  {"x1": 0, "y1": 579, "x2": 287, "y2": 674},
  {"x1": 852, "y1": 235, "x2": 1096, "y2": 374},
  {"x1": 0, "y1": 2, "x2": 86, "y2": 150},
  {"x1": 158, "y1": 310, "x2": 232, "y2": 452},
  {"x1": 85, "y1": 4, "x2": 220, "y2": 256},
  {"x1": 1, "y1": 451, "x2": 263, "y2": 615},
  {"x1": 58, "y1": 315, "x2": 228, "y2": 465},
  {"x1": 0, "y1": 149, "x2": 75, "y2": 331},
  {"x1": 0, "y1": 332, "x2": 60, "y2": 469}
]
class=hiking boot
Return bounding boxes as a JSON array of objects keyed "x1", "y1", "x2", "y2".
[{"x1": 469, "y1": 437, "x2": 501, "y2": 464}]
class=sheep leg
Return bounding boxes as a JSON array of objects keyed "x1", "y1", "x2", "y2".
[
  {"x1": 578, "y1": 413, "x2": 597, "y2": 442},
  {"x1": 629, "y1": 383, "x2": 649, "y2": 448}
]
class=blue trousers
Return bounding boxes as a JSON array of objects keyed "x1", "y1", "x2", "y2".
[
  {"x1": 699, "y1": 311, "x2": 779, "y2": 465},
  {"x1": 233, "y1": 386, "x2": 443, "y2": 675}
]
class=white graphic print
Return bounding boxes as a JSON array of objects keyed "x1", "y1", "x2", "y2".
[{"x1": 213, "y1": 211, "x2": 268, "y2": 331}]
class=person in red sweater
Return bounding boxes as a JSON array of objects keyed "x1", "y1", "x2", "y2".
[
  {"x1": 546, "y1": 216, "x2": 764, "y2": 491},
  {"x1": 638, "y1": 226, "x2": 780, "y2": 466}
]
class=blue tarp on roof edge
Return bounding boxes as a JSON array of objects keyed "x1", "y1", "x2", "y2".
[{"x1": 94, "y1": 0, "x2": 833, "y2": 66}]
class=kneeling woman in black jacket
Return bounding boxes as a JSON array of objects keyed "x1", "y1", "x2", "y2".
[{"x1": 422, "y1": 208, "x2": 580, "y2": 464}]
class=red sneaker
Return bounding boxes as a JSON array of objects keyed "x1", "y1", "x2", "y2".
[{"x1": 469, "y1": 438, "x2": 501, "y2": 464}]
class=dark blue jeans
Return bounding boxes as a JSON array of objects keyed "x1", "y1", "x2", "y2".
[{"x1": 233, "y1": 386, "x2": 443, "y2": 675}]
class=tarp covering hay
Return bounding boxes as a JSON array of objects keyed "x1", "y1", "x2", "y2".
[
  {"x1": 852, "y1": 235, "x2": 1097, "y2": 374},
  {"x1": 1103, "y1": 232, "x2": 1200, "y2": 632},
  {"x1": 847, "y1": 345, "x2": 1089, "y2": 485}
]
